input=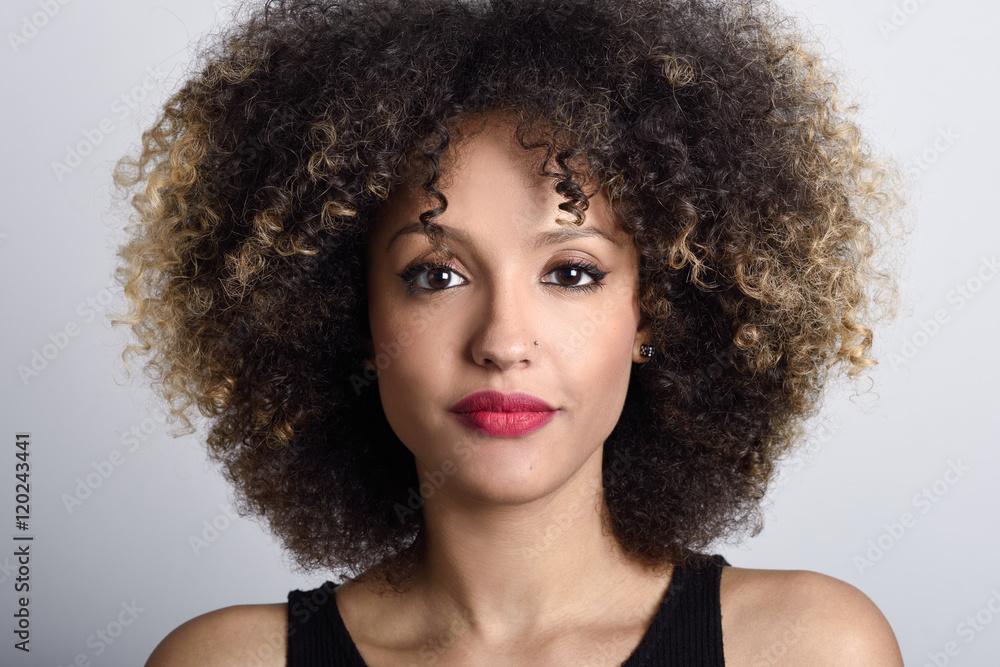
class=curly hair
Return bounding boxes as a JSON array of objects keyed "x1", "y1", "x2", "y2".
[{"x1": 111, "y1": 0, "x2": 908, "y2": 589}]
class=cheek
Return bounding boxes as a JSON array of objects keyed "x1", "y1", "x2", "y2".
[
  {"x1": 367, "y1": 280, "x2": 444, "y2": 386},
  {"x1": 369, "y1": 303, "x2": 420, "y2": 380},
  {"x1": 368, "y1": 297, "x2": 451, "y2": 443},
  {"x1": 563, "y1": 288, "x2": 637, "y2": 363},
  {"x1": 367, "y1": 271, "x2": 414, "y2": 369},
  {"x1": 559, "y1": 297, "x2": 637, "y2": 425}
]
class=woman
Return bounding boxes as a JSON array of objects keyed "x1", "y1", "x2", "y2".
[{"x1": 115, "y1": 0, "x2": 908, "y2": 664}]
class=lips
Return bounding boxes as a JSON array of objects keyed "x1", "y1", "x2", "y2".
[
  {"x1": 450, "y1": 390, "x2": 557, "y2": 437},
  {"x1": 451, "y1": 390, "x2": 555, "y2": 413}
]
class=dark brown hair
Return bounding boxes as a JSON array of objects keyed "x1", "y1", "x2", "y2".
[{"x1": 111, "y1": 0, "x2": 908, "y2": 588}]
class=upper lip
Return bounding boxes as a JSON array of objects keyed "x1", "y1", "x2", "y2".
[{"x1": 450, "y1": 390, "x2": 556, "y2": 413}]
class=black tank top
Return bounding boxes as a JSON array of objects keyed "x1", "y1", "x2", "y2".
[{"x1": 287, "y1": 553, "x2": 729, "y2": 666}]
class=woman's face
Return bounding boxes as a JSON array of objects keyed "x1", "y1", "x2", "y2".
[{"x1": 365, "y1": 117, "x2": 648, "y2": 505}]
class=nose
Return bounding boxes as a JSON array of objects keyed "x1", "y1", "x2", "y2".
[{"x1": 469, "y1": 282, "x2": 540, "y2": 370}]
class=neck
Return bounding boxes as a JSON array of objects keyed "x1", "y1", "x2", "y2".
[{"x1": 405, "y1": 445, "x2": 671, "y2": 646}]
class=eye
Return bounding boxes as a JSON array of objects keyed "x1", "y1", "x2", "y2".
[
  {"x1": 543, "y1": 261, "x2": 605, "y2": 290},
  {"x1": 398, "y1": 262, "x2": 467, "y2": 292},
  {"x1": 397, "y1": 259, "x2": 609, "y2": 294}
]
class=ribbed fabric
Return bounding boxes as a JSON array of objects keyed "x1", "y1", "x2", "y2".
[
  {"x1": 287, "y1": 553, "x2": 729, "y2": 666},
  {"x1": 287, "y1": 579, "x2": 366, "y2": 666},
  {"x1": 621, "y1": 553, "x2": 729, "y2": 666}
]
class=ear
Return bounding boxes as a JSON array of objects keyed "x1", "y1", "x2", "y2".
[{"x1": 632, "y1": 321, "x2": 653, "y2": 364}]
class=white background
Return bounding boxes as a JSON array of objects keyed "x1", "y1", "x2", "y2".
[{"x1": 1, "y1": 0, "x2": 997, "y2": 665}]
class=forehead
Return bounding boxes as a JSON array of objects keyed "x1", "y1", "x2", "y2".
[{"x1": 370, "y1": 116, "x2": 631, "y2": 249}]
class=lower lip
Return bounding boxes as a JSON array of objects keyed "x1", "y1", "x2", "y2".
[{"x1": 450, "y1": 410, "x2": 557, "y2": 437}]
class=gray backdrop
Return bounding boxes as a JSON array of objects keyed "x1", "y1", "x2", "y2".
[{"x1": 2, "y1": 0, "x2": 997, "y2": 665}]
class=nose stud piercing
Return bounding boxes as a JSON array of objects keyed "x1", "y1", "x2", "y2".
[{"x1": 535, "y1": 339, "x2": 655, "y2": 358}]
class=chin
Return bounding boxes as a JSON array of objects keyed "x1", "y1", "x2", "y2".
[{"x1": 438, "y1": 446, "x2": 592, "y2": 505}]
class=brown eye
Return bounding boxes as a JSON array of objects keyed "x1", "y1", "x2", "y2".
[
  {"x1": 546, "y1": 265, "x2": 595, "y2": 287},
  {"x1": 397, "y1": 259, "x2": 608, "y2": 294},
  {"x1": 398, "y1": 262, "x2": 467, "y2": 293},
  {"x1": 425, "y1": 266, "x2": 460, "y2": 290},
  {"x1": 541, "y1": 260, "x2": 608, "y2": 292}
]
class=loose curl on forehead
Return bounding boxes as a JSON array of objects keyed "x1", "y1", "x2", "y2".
[
  {"x1": 372, "y1": 111, "x2": 625, "y2": 265},
  {"x1": 111, "y1": 0, "x2": 908, "y2": 589}
]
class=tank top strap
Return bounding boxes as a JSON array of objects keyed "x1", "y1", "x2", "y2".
[
  {"x1": 622, "y1": 552, "x2": 729, "y2": 666},
  {"x1": 287, "y1": 580, "x2": 366, "y2": 667}
]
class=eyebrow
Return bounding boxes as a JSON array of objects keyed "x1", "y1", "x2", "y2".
[{"x1": 385, "y1": 220, "x2": 624, "y2": 253}]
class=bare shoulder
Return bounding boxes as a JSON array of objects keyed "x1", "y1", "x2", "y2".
[
  {"x1": 720, "y1": 565, "x2": 903, "y2": 666},
  {"x1": 145, "y1": 603, "x2": 287, "y2": 667}
]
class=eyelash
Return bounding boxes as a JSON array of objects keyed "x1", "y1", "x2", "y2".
[{"x1": 397, "y1": 259, "x2": 609, "y2": 295}]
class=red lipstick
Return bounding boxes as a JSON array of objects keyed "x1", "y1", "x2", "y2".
[{"x1": 449, "y1": 390, "x2": 557, "y2": 438}]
